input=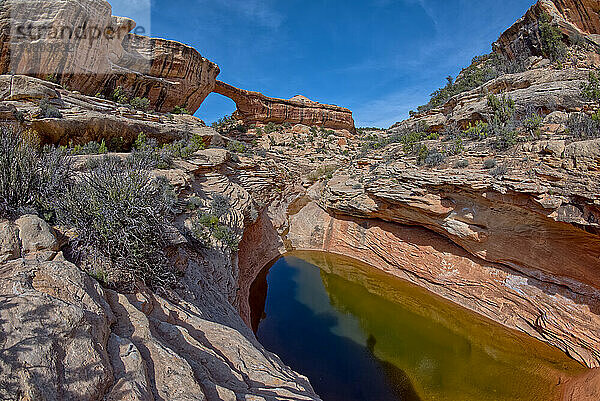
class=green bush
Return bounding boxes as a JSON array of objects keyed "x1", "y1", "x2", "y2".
[
  {"x1": 483, "y1": 158, "x2": 497, "y2": 169},
  {"x1": 130, "y1": 97, "x2": 150, "y2": 112},
  {"x1": 38, "y1": 99, "x2": 63, "y2": 118},
  {"x1": 70, "y1": 140, "x2": 108, "y2": 155},
  {"x1": 522, "y1": 106, "x2": 543, "y2": 137},
  {"x1": 307, "y1": 165, "x2": 338, "y2": 182},
  {"x1": 454, "y1": 159, "x2": 469, "y2": 168},
  {"x1": 490, "y1": 165, "x2": 508, "y2": 177},
  {"x1": 422, "y1": 149, "x2": 445, "y2": 167},
  {"x1": 539, "y1": 13, "x2": 567, "y2": 62},
  {"x1": 210, "y1": 193, "x2": 231, "y2": 217},
  {"x1": 463, "y1": 121, "x2": 490, "y2": 140},
  {"x1": 566, "y1": 112, "x2": 600, "y2": 139},
  {"x1": 190, "y1": 211, "x2": 239, "y2": 251},
  {"x1": 0, "y1": 127, "x2": 71, "y2": 218},
  {"x1": 264, "y1": 122, "x2": 280, "y2": 135},
  {"x1": 55, "y1": 156, "x2": 177, "y2": 289},
  {"x1": 417, "y1": 53, "x2": 524, "y2": 112},
  {"x1": 488, "y1": 94, "x2": 518, "y2": 149},
  {"x1": 581, "y1": 70, "x2": 600, "y2": 102},
  {"x1": 227, "y1": 140, "x2": 246, "y2": 153},
  {"x1": 172, "y1": 105, "x2": 191, "y2": 115},
  {"x1": 111, "y1": 86, "x2": 130, "y2": 104}
]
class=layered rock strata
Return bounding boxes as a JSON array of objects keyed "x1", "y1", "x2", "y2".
[
  {"x1": 494, "y1": 0, "x2": 600, "y2": 60},
  {"x1": 0, "y1": 0, "x2": 219, "y2": 113},
  {"x1": 0, "y1": 74, "x2": 215, "y2": 146}
]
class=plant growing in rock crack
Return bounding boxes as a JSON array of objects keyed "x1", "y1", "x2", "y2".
[
  {"x1": 483, "y1": 158, "x2": 497, "y2": 169},
  {"x1": 539, "y1": 12, "x2": 567, "y2": 62},
  {"x1": 487, "y1": 93, "x2": 518, "y2": 150},
  {"x1": 522, "y1": 105, "x2": 543, "y2": 138},
  {"x1": 566, "y1": 112, "x2": 600, "y2": 139},
  {"x1": 38, "y1": 99, "x2": 63, "y2": 119},
  {"x1": 581, "y1": 69, "x2": 600, "y2": 102},
  {"x1": 490, "y1": 164, "x2": 508, "y2": 177},
  {"x1": 55, "y1": 155, "x2": 177, "y2": 290}
]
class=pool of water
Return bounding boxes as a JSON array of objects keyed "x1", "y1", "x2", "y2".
[{"x1": 251, "y1": 251, "x2": 586, "y2": 401}]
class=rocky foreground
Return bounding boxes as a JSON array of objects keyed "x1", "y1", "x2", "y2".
[{"x1": 1, "y1": 0, "x2": 600, "y2": 400}]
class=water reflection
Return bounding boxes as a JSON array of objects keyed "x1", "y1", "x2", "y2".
[{"x1": 253, "y1": 252, "x2": 586, "y2": 401}]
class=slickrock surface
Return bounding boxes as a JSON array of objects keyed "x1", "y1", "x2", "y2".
[
  {"x1": 0, "y1": 74, "x2": 215, "y2": 146},
  {"x1": 0, "y1": 150, "x2": 321, "y2": 401},
  {"x1": 213, "y1": 81, "x2": 356, "y2": 131},
  {"x1": 392, "y1": 68, "x2": 590, "y2": 132},
  {"x1": 0, "y1": 0, "x2": 219, "y2": 113}
]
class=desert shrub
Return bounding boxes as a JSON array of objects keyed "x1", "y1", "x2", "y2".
[
  {"x1": 454, "y1": 159, "x2": 469, "y2": 168},
  {"x1": 447, "y1": 136, "x2": 465, "y2": 155},
  {"x1": 490, "y1": 164, "x2": 508, "y2": 177},
  {"x1": 55, "y1": 156, "x2": 176, "y2": 289},
  {"x1": 442, "y1": 122, "x2": 461, "y2": 140},
  {"x1": 227, "y1": 140, "x2": 246, "y2": 153},
  {"x1": 418, "y1": 53, "x2": 525, "y2": 112},
  {"x1": 38, "y1": 99, "x2": 63, "y2": 119},
  {"x1": 307, "y1": 165, "x2": 338, "y2": 182},
  {"x1": 130, "y1": 97, "x2": 150, "y2": 112},
  {"x1": 111, "y1": 86, "x2": 130, "y2": 104},
  {"x1": 210, "y1": 193, "x2": 231, "y2": 218},
  {"x1": 0, "y1": 127, "x2": 71, "y2": 218},
  {"x1": 522, "y1": 105, "x2": 543, "y2": 137},
  {"x1": 422, "y1": 149, "x2": 445, "y2": 166},
  {"x1": 264, "y1": 122, "x2": 280, "y2": 135},
  {"x1": 463, "y1": 121, "x2": 490, "y2": 140},
  {"x1": 71, "y1": 140, "x2": 108, "y2": 155},
  {"x1": 566, "y1": 112, "x2": 600, "y2": 139},
  {"x1": 190, "y1": 211, "x2": 239, "y2": 251},
  {"x1": 483, "y1": 158, "x2": 497, "y2": 169},
  {"x1": 488, "y1": 94, "x2": 518, "y2": 149},
  {"x1": 172, "y1": 105, "x2": 191, "y2": 115},
  {"x1": 13, "y1": 109, "x2": 25, "y2": 123},
  {"x1": 539, "y1": 13, "x2": 567, "y2": 62},
  {"x1": 581, "y1": 70, "x2": 600, "y2": 102}
]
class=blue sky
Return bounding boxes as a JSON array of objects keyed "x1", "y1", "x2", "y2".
[{"x1": 111, "y1": 0, "x2": 534, "y2": 128}]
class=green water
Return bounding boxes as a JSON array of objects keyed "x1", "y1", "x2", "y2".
[{"x1": 253, "y1": 251, "x2": 586, "y2": 401}]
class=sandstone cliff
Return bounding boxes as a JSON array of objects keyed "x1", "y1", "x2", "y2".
[
  {"x1": 2, "y1": 0, "x2": 600, "y2": 399},
  {"x1": 0, "y1": 0, "x2": 219, "y2": 113},
  {"x1": 494, "y1": 0, "x2": 600, "y2": 60},
  {"x1": 213, "y1": 81, "x2": 356, "y2": 132}
]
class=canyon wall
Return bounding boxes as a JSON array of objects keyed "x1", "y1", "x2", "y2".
[
  {"x1": 493, "y1": 0, "x2": 600, "y2": 60},
  {"x1": 213, "y1": 81, "x2": 356, "y2": 132},
  {"x1": 0, "y1": 0, "x2": 219, "y2": 113},
  {"x1": 287, "y1": 199, "x2": 600, "y2": 369}
]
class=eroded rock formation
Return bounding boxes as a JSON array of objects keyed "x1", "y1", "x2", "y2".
[
  {"x1": 213, "y1": 81, "x2": 356, "y2": 132},
  {"x1": 0, "y1": 74, "x2": 215, "y2": 146},
  {"x1": 0, "y1": 0, "x2": 219, "y2": 113},
  {"x1": 494, "y1": 0, "x2": 600, "y2": 60}
]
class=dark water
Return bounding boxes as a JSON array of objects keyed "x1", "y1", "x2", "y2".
[{"x1": 252, "y1": 252, "x2": 586, "y2": 401}]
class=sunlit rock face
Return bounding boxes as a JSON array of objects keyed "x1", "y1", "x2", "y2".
[
  {"x1": 493, "y1": 0, "x2": 600, "y2": 60},
  {"x1": 0, "y1": 0, "x2": 219, "y2": 113},
  {"x1": 213, "y1": 81, "x2": 356, "y2": 132}
]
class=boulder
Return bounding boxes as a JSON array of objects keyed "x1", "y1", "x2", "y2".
[
  {"x1": 0, "y1": 220, "x2": 20, "y2": 262},
  {"x1": 14, "y1": 214, "x2": 58, "y2": 255}
]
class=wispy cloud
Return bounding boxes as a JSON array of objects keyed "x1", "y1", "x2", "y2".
[
  {"x1": 198, "y1": 0, "x2": 284, "y2": 30},
  {"x1": 352, "y1": 88, "x2": 428, "y2": 128}
]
